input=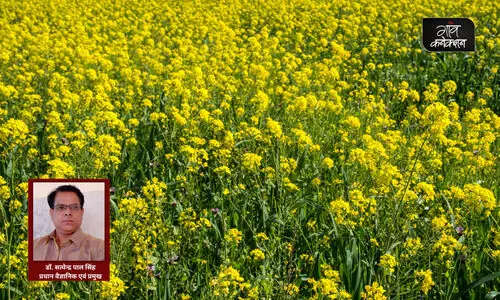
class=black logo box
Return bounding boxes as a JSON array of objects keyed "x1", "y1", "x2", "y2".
[{"x1": 422, "y1": 18, "x2": 475, "y2": 52}]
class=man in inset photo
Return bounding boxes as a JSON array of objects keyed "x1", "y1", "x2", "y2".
[{"x1": 33, "y1": 185, "x2": 105, "y2": 261}]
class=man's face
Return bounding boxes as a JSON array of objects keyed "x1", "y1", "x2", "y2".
[{"x1": 49, "y1": 191, "x2": 84, "y2": 235}]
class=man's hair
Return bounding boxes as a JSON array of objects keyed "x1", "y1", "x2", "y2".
[{"x1": 47, "y1": 185, "x2": 85, "y2": 209}]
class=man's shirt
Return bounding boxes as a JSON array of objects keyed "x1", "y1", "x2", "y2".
[{"x1": 33, "y1": 228, "x2": 105, "y2": 261}]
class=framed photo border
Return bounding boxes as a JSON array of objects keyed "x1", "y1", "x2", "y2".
[{"x1": 28, "y1": 178, "x2": 110, "y2": 281}]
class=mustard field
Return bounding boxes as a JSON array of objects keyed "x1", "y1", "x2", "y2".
[{"x1": 0, "y1": 0, "x2": 499, "y2": 298}]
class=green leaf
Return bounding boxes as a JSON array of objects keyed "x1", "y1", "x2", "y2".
[
  {"x1": 110, "y1": 196, "x2": 119, "y2": 217},
  {"x1": 7, "y1": 285, "x2": 22, "y2": 295},
  {"x1": 453, "y1": 272, "x2": 500, "y2": 300},
  {"x1": 232, "y1": 211, "x2": 239, "y2": 225},
  {"x1": 485, "y1": 291, "x2": 500, "y2": 300}
]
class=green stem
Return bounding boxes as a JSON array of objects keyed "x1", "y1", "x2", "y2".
[{"x1": 392, "y1": 133, "x2": 429, "y2": 222}]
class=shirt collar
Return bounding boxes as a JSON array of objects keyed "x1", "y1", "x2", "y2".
[
  {"x1": 46, "y1": 230, "x2": 56, "y2": 244},
  {"x1": 49, "y1": 228, "x2": 85, "y2": 247}
]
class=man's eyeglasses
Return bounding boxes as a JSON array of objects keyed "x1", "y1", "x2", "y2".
[{"x1": 53, "y1": 204, "x2": 82, "y2": 212}]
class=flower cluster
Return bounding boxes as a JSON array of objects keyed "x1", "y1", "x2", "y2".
[{"x1": 0, "y1": 0, "x2": 498, "y2": 298}]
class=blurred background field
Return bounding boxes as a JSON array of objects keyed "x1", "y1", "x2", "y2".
[{"x1": 0, "y1": 0, "x2": 499, "y2": 299}]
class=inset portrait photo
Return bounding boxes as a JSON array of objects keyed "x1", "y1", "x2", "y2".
[{"x1": 28, "y1": 179, "x2": 110, "y2": 281}]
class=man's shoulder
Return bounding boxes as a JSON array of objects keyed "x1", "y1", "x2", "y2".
[
  {"x1": 83, "y1": 233, "x2": 104, "y2": 245},
  {"x1": 33, "y1": 234, "x2": 51, "y2": 246},
  {"x1": 81, "y1": 232, "x2": 105, "y2": 260}
]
